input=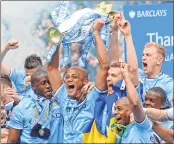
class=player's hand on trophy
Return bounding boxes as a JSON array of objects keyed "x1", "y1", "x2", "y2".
[
  {"x1": 93, "y1": 19, "x2": 105, "y2": 32},
  {"x1": 5, "y1": 39, "x2": 19, "y2": 50},
  {"x1": 118, "y1": 19, "x2": 131, "y2": 36},
  {"x1": 110, "y1": 12, "x2": 123, "y2": 31}
]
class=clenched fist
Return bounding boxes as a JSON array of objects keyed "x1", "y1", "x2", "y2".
[
  {"x1": 93, "y1": 19, "x2": 105, "y2": 32},
  {"x1": 5, "y1": 39, "x2": 19, "y2": 50},
  {"x1": 120, "y1": 62, "x2": 130, "y2": 79}
]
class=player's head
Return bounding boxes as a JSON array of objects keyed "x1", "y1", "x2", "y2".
[
  {"x1": 142, "y1": 42, "x2": 166, "y2": 77},
  {"x1": 24, "y1": 54, "x2": 43, "y2": 76},
  {"x1": 144, "y1": 87, "x2": 166, "y2": 109},
  {"x1": 31, "y1": 70, "x2": 52, "y2": 99},
  {"x1": 107, "y1": 62, "x2": 123, "y2": 92},
  {"x1": 113, "y1": 97, "x2": 132, "y2": 125},
  {"x1": 63, "y1": 66, "x2": 88, "y2": 99}
]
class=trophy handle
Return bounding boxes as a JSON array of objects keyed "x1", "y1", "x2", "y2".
[{"x1": 47, "y1": 27, "x2": 62, "y2": 45}]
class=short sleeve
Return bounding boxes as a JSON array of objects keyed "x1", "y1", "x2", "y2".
[
  {"x1": 134, "y1": 116, "x2": 152, "y2": 131},
  {"x1": 166, "y1": 108, "x2": 174, "y2": 121},
  {"x1": 54, "y1": 84, "x2": 67, "y2": 105},
  {"x1": 87, "y1": 87, "x2": 108, "y2": 101},
  {"x1": 9, "y1": 68, "x2": 26, "y2": 84},
  {"x1": 9, "y1": 104, "x2": 24, "y2": 129},
  {"x1": 94, "y1": 87, "x2": 108, "y2": 94}
]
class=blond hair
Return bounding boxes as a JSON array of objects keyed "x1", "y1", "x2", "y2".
[
  {"x1": 145, "y1": 42, "x2": 166, "y2": 60},
  {"x1": 110, "y1": 62, "x2": 122, "y2": 68}
]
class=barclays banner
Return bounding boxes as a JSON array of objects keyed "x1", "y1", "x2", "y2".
[{"x1": 123, "y1": 3, "x2": 173, "y2": 78}]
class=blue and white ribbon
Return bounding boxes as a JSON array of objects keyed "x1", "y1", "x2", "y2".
[
  {"x1": 79, "y1": 34, "x2": 93, "y2": 67},
  {"x1": 62, "y1": 43, "x2": 71, "y2": 66},
  {"x1": 46, "y1": 44, "x2": 57, "y2": 63},
  {"x1": 57, "y1": 1, "x2": 69, "y2": 26},
  {"x1": 31, "y1": 94, "x2": 57, "y2": 130},
  {"x1": 100, "y1": 14, "x2": 110, "y2": 50},
  {"x1": 63, "y1": 12, "x2": 100, "y2": 40},
  {"x1": 49, "y1": 3, "x2": 111, "y2": 68},
  {"x1": 31, "y1": 95, "x2": 50, "y2": 129},
  {"x1": 62, "y1": 12, "x2": 101, "y2": 66},
  {"x1": 51, "y1": 11, "x2": 58, "y2": 27},
  {"x1": 47, "y1": 1, "x2": 69, "y2": 62}
]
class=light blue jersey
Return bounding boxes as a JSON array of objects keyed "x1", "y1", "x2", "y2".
[
  {"x1": 121, "y1": 116, "x2": 155, "y2": 143},
  {"x1": 9, "y1": 93, "x2": 63, "y2": 143},
  {"x1": 138, "y1": 69, "x2": 173, "y2": 108},
  {"x1": 55, "y1": 84, "x2": 107, "y2": 143},
  {"x1": 5, "y1": 100, "x2": 14, "y2": 115},
  {"x1": 9, "y1": 68, "x2": 33, "y2": 97}
]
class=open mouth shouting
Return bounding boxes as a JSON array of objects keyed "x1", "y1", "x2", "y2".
[
  {"x1": 107, "y1": 81, "x2": 113, "y2": 88},
  {"x1": 115, "y1": 116, "x2": 122, "y2": 124},
  {"x1": 68, "y1": 83, "x2": 75, "y2": 91},
  {"x1": 66, "y1": 83, "x2": 77, "y2": 97},
  {"x1": 142, "y1": 62, "x2": 148, "y2": 72}
]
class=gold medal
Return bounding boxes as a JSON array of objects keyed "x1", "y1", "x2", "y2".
[{"x1": 39, "y1": 129, "x2": 44, "y2": 136}]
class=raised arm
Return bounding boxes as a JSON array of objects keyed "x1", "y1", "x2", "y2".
[
  {"x1": 109, "y1": 13, "x2": 121, "y2": 63},
  {"x1": 46, "y1": 45, "x2": 62, "y2": 92},
  {"x1": 121, "y1": 63, "x2": 145, "y2": 122},
  {"x1": 144, "y1": 108, "x2": 170, "y2": 121},
  {"x1": 119, "y1": 19, "x2": 139, "y2": 86},
  {"x1": 93, "y1": 19, "x2": 109, "y2": 91},
  {"x1": 1, "y1": 39, "x2": 19, "y2": 75}
]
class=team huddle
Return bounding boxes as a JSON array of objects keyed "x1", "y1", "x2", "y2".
[{"x1": 1, "y1": 12, "x2": 173, "y2": 143}]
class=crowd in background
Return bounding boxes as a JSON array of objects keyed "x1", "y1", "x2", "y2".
[{"x1": 2, "y1": 1, "x2": 167, "y2": 81}]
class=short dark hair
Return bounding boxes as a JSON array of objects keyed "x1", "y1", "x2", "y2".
[
  {"x1": 31, "y1": 70, "x2": 47, "y2": 85},
  {"x1": 24, "y1": 54, "x2": 42, "y2": 69},
  {"x1": 1, "y1": 74, "x2": 12, "y2": 88},
  {"x1": 148, "y1": 87, "x2": 166, "y2": 103},
  {"x1": 68, "y1": 66, "x2": 88, "y2": 78}
]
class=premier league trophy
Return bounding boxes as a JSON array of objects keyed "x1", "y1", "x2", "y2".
[{"x1": 47, "y1": 1, "x2": 116, "y2": 67}]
